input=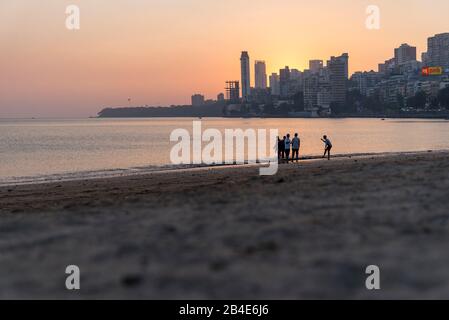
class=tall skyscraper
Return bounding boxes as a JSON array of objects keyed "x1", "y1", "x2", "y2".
[
  {"x1": 394, "y1": 43, "x2": 417, "y2": 65},
  {"x1": 254, "y1": 60, "x2": 267, "y2": 89},
  {"x1": 328, "y1": 53, "x2": 349, "y2": 105},
  {"x1": 426, "y1": 33, "x2": 449, "y2": 69},
  {"x1": 309, "y1": 60, "x2": 324, "y2": 74},
  {"x1": 240, "y1": 51, "x2": 251, "y2": 100},
  {"x1": 269, "y1": 73, "x2": 280, "y2": 95}
]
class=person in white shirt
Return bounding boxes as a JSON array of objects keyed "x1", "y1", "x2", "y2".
[
  {"x1": 291, "y1": 133, "x2": 301, "y2": 162},
  {"x1": 321, "y1": 135, "x2": 332, "y2": 160},
  {"x1": 284, "y1": 134, "x2": 291, "y2": 162}
]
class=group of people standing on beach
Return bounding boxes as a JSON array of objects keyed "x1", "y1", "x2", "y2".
[{"x1": 277, "y1": 134, "x2": 333, "y2": 162}]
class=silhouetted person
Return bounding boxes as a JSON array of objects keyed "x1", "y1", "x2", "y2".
[
  {"x1": 278, "y1": 136, "x2": 285, "y2": 161},
  {"x1": 284, "y1": 134, "x2": 291, "y2": 162},
  {"x1": 292, "y1": 133, "x2": 300, "y2": 162},
  {"x1": 321, "y1": 135, "x2": 332, "y2": 160}
]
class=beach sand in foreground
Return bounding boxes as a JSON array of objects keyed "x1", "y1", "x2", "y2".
[{"x1": 1, "y1": 151, "x2": 449, "y2": 299}]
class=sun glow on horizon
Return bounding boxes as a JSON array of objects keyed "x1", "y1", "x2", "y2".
[{"x1": 1, "y1": 0, "x2": 449, "y2": 117}]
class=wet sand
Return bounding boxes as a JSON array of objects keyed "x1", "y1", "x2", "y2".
[{"x1": 1, "y1": 151, "x2": 449, "y2": 299}]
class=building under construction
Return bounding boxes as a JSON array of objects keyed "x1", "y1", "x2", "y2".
[{"x1": 225, "y1": 81, "x2": 240, "y2": 103}]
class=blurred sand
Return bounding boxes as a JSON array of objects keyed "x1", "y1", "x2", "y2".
[{"x1": 1, "y1": 151, "x2": 449, "y2": 299}]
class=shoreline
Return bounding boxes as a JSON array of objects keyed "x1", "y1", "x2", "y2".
[
  {"x1": 95, "y1": 115, "x2": 449, "y2": 120},
  {"x1": 3, "y1": 115, "x2": 448, "y2": 120},
  {"x1": 0, "y1": 149, "x2": 444, "y2": 188}
]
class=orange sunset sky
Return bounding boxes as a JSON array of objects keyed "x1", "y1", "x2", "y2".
[{"x1": 1, "y1": 0, "x2": 449, "y2": 117}]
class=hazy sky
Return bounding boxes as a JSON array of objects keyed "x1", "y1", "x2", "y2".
[{"x1": 1, "y1": 0, "x2": 448, "y2": 117}]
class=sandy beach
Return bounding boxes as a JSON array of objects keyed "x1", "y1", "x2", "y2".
[{"x1": 1, "y1": 151, "x2": 449, "y2": 299}]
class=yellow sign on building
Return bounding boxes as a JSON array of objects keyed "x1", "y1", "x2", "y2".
[{"x1": 422, "y1": 66, "x2": 443, "y2": 76}]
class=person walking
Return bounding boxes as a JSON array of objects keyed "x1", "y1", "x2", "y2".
[
  {"x1": 284, "y1": 134, "x2": 291, "y2": 162},
  {"x1": 292, "y1": 133, "x2": 300, "y2": 162},
  {"x1": 321, "y1": 135, "x2": 332, "y2": 160}
]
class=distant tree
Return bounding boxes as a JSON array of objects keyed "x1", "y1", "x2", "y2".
[
  {"x1": 396, "y1": 93, "x2": 405, "y2": 109},
  {"x1": 250, "y1": 102, "x2": 262, "y2": 115},
  {"x1": 344, "y1": 90, "x2": 362, "y2": 113},
  {"x1": 429, "y1": 96, "x2": 439, "y2": 109},
  {"x1": 438, "y1": 87, "x2": 449, "y2": 109},
  {"x1": 406, "y1": 91, "x2": 427, "y2": 109},
  {"x1": 278, "y1": 103, "x2": 291, "y2": 115},
  {"x1": 240, "y1": 104, "x2": 250, "y2": 115},
  {"x1": 416, "y1": 91, "x2": 428, "y2": 109},
  {"x1": 263, "y1": 103, "x2": 276, "y2": 115},
  {"x1": 364, "y1": 94, "x2": 385, "y2": 114},
  {"x1": 292, "y1": 91, "x2": 305, "y2": 111},
  {"x1": 330, "y1": 102, "x2": 345, "y2": 115}
]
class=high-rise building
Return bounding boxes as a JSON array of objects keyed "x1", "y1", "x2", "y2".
[
  {"x1": 394, "y1": 43, "x2": 417, "y2": 65},
  {"x1": 317, "y1": 83, "x2": 332, "y2": 112},
  {"x1": 269, "y1": 73, "x2": 280, "y2": 96},
  {"x1": 398, "y1": 60, "x2": 421, "y2": 77},
  {"x1": 309, "y1": 60, "x2": 324, "y2": 74},
  {"x1": 240, "y1": 51, "x2": 251, "y2": 100},
  {"x1": 377, "y1": 75, "x2": 407, "y2": 105},
  {"x1": 350, "y1": 71, "x2": 380, "y2": 96},
  {"x1": 289, "y1": 69, "x2": 303, "y2": 96},
  {"x1": 319, "y1": 66, "x2": 330, "y2": 82},
  {"x1": 250, "y1": 87, "x2": 272, "y2": 105},
  {"x1": 279, "y1": 66, "x2": 291, "y2": 98},
  {"x1": 422, "y1": 52, "x2": 428, "y2": 66},
  {"x1": 303, "y1": 74, "x2": 319, "y2": 111},
  {"x1": 191, "y1": 94, "x2": 205, "y2": 106},
  {"x1": 225, "y1": 81, "x2": 240, "y2": 103},
  {"x1": 426, "y1": 33, "x2": 449, "y2": 69},
  {"x1": 217, "y1": 93, "x2": 225, "y2": 102},
  {"x1": 255, "y1": 60, "x2": 267, "y2": 89},
  {"x1": 328, "y1": 53, "x2": 349, "y2": 105}
]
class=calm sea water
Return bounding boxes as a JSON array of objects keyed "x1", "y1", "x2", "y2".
[{"x1": 1, "y1": 117, "x2": 449, "y2": 185}]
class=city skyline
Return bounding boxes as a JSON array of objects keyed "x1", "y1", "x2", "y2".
[{"x1": 1, "y1": 0, "x2": 449, "y2": 117}]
